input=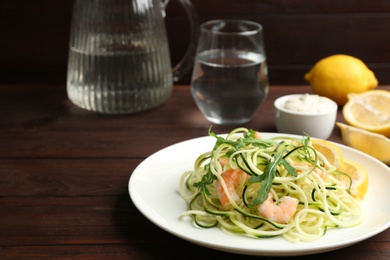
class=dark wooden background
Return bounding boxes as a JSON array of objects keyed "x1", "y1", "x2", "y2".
[{"x1": 1, "y1": 0, "x2": 390, "y2": 86}]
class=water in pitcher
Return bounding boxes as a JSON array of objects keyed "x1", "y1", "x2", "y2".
[
  {"x1": 67, "y1": 42, "x2": 172, "y2": 114},
  {"x1": 191, "y1": 49, "x2": 269, "y2": 125}
]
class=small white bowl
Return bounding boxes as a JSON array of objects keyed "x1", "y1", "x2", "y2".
[{"x1": 274, "y1": 94, "x2": 338, "y2": 139}]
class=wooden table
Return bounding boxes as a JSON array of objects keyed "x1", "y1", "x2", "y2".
[{"x1": 1, "y1": 84, "x2": 389, "y2": 259}]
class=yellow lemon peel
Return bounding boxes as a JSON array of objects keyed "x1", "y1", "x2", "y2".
[
  {"x1": 305, "y1": 54, "x2": 378, "y2": 105},
  {"x1": 342, "y1": 90, "x2": 390, "y2": 137},
  {"x1": 337, "y1": 122, "x2": 390, "y2": 164},
  {"x1": 338, "y1": 159, "x2": 369, "y2": 200}
]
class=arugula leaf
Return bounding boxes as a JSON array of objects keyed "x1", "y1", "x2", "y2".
[
  {"x1": 246, "y1": 149, "x2": 297, "y2": 207},
  {"x1": 209, "y1": 128, "x2": 275, "y2": 152},
  {"x1": 302, "y1": 134, "x2": 311, "y2": 146},
  {"x1": 193, "y1": 167, "x2": 217, "y2": 195},
  {"x1": 204, "y1": 128, "x2": 297, "y2": 202},
  {"x1": 281, "y1": 159, "x2": 297, "y2": 177}
]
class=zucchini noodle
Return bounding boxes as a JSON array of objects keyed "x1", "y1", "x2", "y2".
[{"x1": 179, "y1": 128, "x2": 365, "y2": 242}]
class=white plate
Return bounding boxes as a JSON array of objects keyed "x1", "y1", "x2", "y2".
[{"x1": 129, "y1": 133, "x2": 390, "y2": 256}]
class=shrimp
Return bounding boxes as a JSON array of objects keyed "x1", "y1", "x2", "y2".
[
  {"x1": 218, "y1": 157, "x2": 229, "y2": 168},
  {"x1": 313, "y1": 167, "x2": 328, "y2": 179},
  {"x1": 254, "y1": 131, "x2": 262, "y2": 139},
  {"x1": 257, "y1": 193, "x2": 299, "y2": 224},
  {"x1": 216, "y1": 169, "x2": 248, "y2": 208},
  {"x1": 293, "y1": 163, "x2": 328, "y2": 180}
]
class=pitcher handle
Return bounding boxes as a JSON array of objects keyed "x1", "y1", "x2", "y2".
[{"x1": 163, "y1": 0, "x2": 199, "y2": 82}]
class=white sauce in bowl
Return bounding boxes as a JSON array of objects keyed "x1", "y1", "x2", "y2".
[{"x1": 283, "y1": 94, "x2": 335, "y2": 114}]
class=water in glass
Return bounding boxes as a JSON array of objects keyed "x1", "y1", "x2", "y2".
[{"x1": 191, "y1": 49, "x2": 269, "y2": 125}]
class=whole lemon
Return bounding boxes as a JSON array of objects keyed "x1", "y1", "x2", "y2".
[{"x1": 304, "y1": 54, "x2": 378, "y2": 105}]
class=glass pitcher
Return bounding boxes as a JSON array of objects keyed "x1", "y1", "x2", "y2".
[{"x1": 67, "y1": 0, "x2": 198, "y2": 114}]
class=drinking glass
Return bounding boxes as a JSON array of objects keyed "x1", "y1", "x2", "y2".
[{"x1": 190, "y1": 20, "x2": 269, "y2": 125}]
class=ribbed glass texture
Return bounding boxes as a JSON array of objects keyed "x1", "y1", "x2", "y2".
[{"x1": 67, "y1": 0, "x2": 173, "y2": 114}]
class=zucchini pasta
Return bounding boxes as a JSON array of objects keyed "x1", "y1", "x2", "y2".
[{"x1": 179, "y1": 128, "x2": 365, "y2": 242}]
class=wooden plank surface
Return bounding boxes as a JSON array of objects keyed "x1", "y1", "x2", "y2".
[
  {"x1": 0, "y1": 85, "x2": 307, "y2": 158},
  {"x1": 1, "y1": 84, "x2": 390, "y2": 259}
]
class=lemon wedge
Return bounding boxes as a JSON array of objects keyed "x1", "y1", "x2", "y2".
[
  {"x1": 337, "y1": 122, "x2": 390, "y2": 164},
  {"x1": 342, "y1": 90, "x2": 390, "y2": 137},
  {"x1": 311, "y1": 139, "x2": 345, "y2": 169},
  {"x1": 338, "y1": 159, "x2": 369, "y2": 200}
]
